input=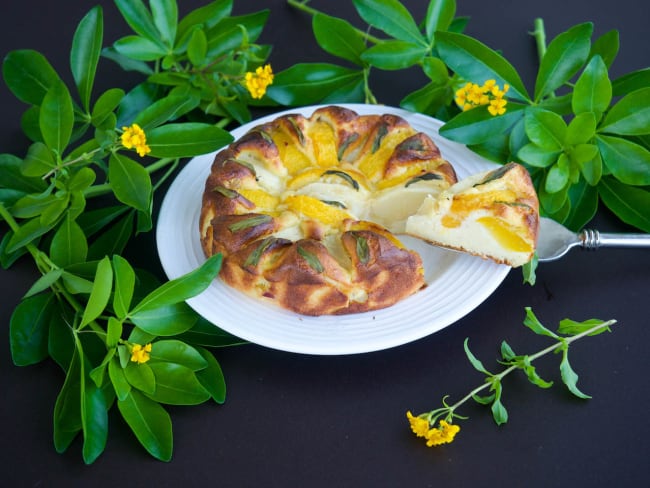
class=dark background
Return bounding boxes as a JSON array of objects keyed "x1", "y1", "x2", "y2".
[{"x1": 1, "y1": 1, "x2": 648, "y2": 486}]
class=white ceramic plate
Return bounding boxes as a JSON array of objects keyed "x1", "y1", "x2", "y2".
[{"x1": 156, "y1": 104, "x2": 510, "y2": 355}]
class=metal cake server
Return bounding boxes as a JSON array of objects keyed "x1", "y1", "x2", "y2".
[{"x1": 537, "y1": 217, "x2": 650, "y2": 262}]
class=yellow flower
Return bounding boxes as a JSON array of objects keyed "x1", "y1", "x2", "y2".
[
  {"x1": 424, "y1": 419, "x2": 460, "y2": 447},
  {"x1": 406, "y1": 411, "x2": 431, "y2": 438},
  {"x1": 130, "y1": 343, "x2": 152, "y2": 364},
  {"x1": 121, "y1": 123, "x2": 151, "y2": 157},
  {"x1": 453, "y1": 79, "x2": 509, "y2": 116},
  {"x1": 244, "y1": 64, "x2": 274, "y2": 99},
  {"x1": 488, "y1": 98, "x2": 508, "y2": 116}
]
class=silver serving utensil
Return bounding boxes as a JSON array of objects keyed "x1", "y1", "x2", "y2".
[{"x1": 538, "y1": 217, "x2": 650, "y2": 262}]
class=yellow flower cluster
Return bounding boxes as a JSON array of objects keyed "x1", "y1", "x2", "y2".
[
  {"x1": 406, "y1": 411, "x2": 460, "y2": 447},
  {"x1": 130, "y1": 343, "x2": 152, "y2": 364},
  {"x1": 244, "y1": 64, "x2": 274, "y2": 99},
  {"x1": 121, "y1": 123, "x2": 151, "y2": 157},
  {"x1": 455, "y1": 79, "x2": 510, "y2": 116}
]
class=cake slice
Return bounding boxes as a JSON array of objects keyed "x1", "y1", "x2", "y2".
[{"x1": 404, "y1": 162, "x2": 539, "y2": 267}]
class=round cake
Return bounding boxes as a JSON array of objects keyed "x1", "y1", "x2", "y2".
[{"x1": 199, "y1": 106, "x2": 458, "y2": 315}]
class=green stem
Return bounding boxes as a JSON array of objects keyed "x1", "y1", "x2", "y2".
[
  {"x1": 287, "y1": 0, "x2": 384, "y2": 44},
  {"x1": 531, "y1": 18, "x2": 547, "y2": 65},
  {"x1": 446, "y1": 319, "x2": 617, "y2": 415}
]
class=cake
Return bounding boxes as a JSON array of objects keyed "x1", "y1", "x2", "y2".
[{"x1": 199, "y1": 106, "x2": 538, "y2": 315}]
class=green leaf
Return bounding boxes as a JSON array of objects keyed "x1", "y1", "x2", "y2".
[
  {"x1": 187, "y1": 27, "x2": 208, "y2": 66},
  {"x1": 150, "y1": 340, "x2": 208, "y2": 371},
  {"x1": 424, "y1": 0, "x2": 456, "y2": 41},
  {"x1": 596, "y1": 134, "x2": 650, "y2": 185},
  {"x1": 125, "y1": 362, "x2": 156, "y2": 394},
  {"x1": 91, "y1": 88, "x2": 125, "y2": 127},
  {"x1": 566, "y1": 112, "x2": 597, "y2": 145},
  {"x1": 525, "y1": 108, "x2": 566, "y2": 150},
  {"x1": 590, "y1": 29, "x2": 619, "y2": 69},
  {"x1": 612, "y1": 68, "x2": 650, "y2": 97},
  {"x1": 77, "y1": 205, "x2": 130, "y2": 238},
  {"x1": 521, "y1": 253, "x2": 538, "y2": 286},
  {"x1": 517, "y1": 144, "x2": 559, "y2": 168},
  {"x1": 563, "y1": 179, "x2": 598, "y2": 231},
  {"x1": 598, "y1": 177, "x2": 650, "y2": 232},
  {"x1": 195, "y1": 347, "x2": 226, "y2": 403},
  {"x1": 6, "y1": 215, "x2": 56, "y2": 253},
  {"x1": 9, "y1": 292, "x2": 54, "y2": 366},
  {"x1": 145, "y1": 362, "x2": 210, "y2": 405},
  {"x1": 545, "y1": 155, "x2": 570, "y2": 193},
  {"x1": 133, "y1": 94, "x2": 200, "y2": 130},
  {"x1": 113, "y1": 35, "x2": 168, "y2": 61},
  {"x1": 108, "y1": 153, "x2": 153, "y2": 212},
  {"x1": 117, "y1": 389, "x2": 172, "y2": 462},
  {"x1": 400, "y1": 81, "x2": 450, "y2": 115},
  {"x1": 313, "y1": 13, "x2": 367, "y2": 66},
  {"x1": 436, "y1": 31, "x2": 529, "y2": 102},
  {"x1": 87, "y1": 211, "x2": 135, "y2": 260},
  {"x1": 267, "y1": 63, "x2": 362, "y2": 106},
  {"x1": 130, "y1": 302, "x2": 199, "y2": 336},
  {"x1": 177, "y1": 0, "x2": 233, "y2": 41},
  {"x1": 150, "y1": 0, "x2": 177, "y2": 47},
  {"x1": 534, "y1": 23, "x2": 593, "y2": 101},
  {"x1": 23, "y1": 269, "x2": 63, "y2": 299},
  {"x1": 53, "y1": 348, "x2": 82, "y2": 453},
  {"x1": 81, "y1": 381, "x2": 109, "y2": 464},
  {"x1": 114, "y1": 0, "x2": 162, "y2": 43},
  {"x1": 353, "y1": 0, "x2": 426, "y2": 47},
  {"x1": 50, "y1": 216, "x2": 88, "y2": 267},
  {"x1": 522, "y1": 307, "x2": 559, "y2": 339},
  {"x1": 71, "y1": 6, "x2": 104, "y2": 111},
  {"x1": 2, "y1": 49, "x2": 60, "y2": 105},
  {"x1": 439, "y1": 103, "x2": 525, "y2": 144},
  {"x1": 80, "y1": 256, "x2": 113, "y2": 328},
  {"x1": 48, "y1": 302, "x2": 76, "y2": 371},
  {"x1": 21, "y1": 141, "x2": 56, "y2": 177},
  {"x1": 522, "y1": 357, "x2": 553, "y2": 389},
  {"x1": 112, "y1": 255, "x2": 135, "y2": 319},
  {"x1": 130, "y1": 254, "x2": 222, "y2": 315},
  {"x1": 463, "y1": 338, "x2": 491, "y2": 375},
  {"x1": 500, "y1": 340, "x2": 516, "y2": 361},
  {"x1": 559, "y1": 347, "x2": 591, "y2": 399},
  {"x1": 40, "y1": 79, "x2": 74, "y2": 154},
  {"x1": 599, "y1": 87, "x2": 650, "y2": 136},
  {"x1": 106, "y1": 317, "x2": 123, "y2": 348},
  {"x1": 558, "y1": 318, "x2": 611, "y2": 336},
  {"x1": 0, "y1": 153, "x2": 47, "y2": 193},
  {"x1": 361, "y1": 40, "x2": 428, "y2": 70},
  {"x1": 61, "y1": 271, "x2": 94, "y2": 295},
  {"x1": 109, "y1": 358, "x2": 131, "y2": 401},
  {"x1": 146, "y1": 123, "x2": 233, "y2": 158},
  {"x1": 572, "y1": 55, "x2": 611, "y2": 117},
  {"x1": 176, "y1": 317, "x2": 247, "y2": 348},
  {"x1": 490, "y1": 381, "x2": 508, "y2": 425}
]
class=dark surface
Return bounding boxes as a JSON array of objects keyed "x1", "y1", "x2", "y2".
[{"x1": 1, "y1": 1, "x2": 649, "y2": 486}]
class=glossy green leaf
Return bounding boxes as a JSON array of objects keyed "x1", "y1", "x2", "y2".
[
  {"x1": 61, "y1": 271, "x2": 94, "y2": 294},
  {"x1": 436, "y1": 31, "x2": 529, "y2": 102},
  {"x1": 522, "y1": 357, "x2": 553, "y2": 389},
  {"x1": 112, "y1": 255, "x2": 135, "y2": 319},
  {"x1": 113, "y1": 35, "x2": 168, "y2": 61},
  {"x1": 400, "y1": 81, "x2": 450, "y2": 115},
  {"x1": 108, "y1": 153, "x2": 152, "y2": 212},
  {"x1": 534, "y1": 23, "x2": 593, "y2": 101},
  {"x1": 9, "y1": 292, "x2": 54, "y2": 366},
  {"x1": 612, "y1": 68, "x2": 650, "y2": 97},
  {"x1": 134, "y1": 94, "x2": 200, "y2": 130},
  {"x1": 77, "y1": 205, "x2": 130, "y2": 238},
  {"x1": 187, "y1": 27, "x2": 208, "y2": 66},
  {"x1": 578, "y1": 151, "x2": 602, "y2": 187},
  {"x1": 545, "y1": 155, "x2": 570, "y2": 193},
  {"x1": 150, "y1": 0, "x2": 177, "y2": 47},
  {"x1": 40, "y1": 193, "x2": 70, "y2": 227},
  {"x1": 125, "y1": 362, "x2": 156, "y2": 394},
  {"x1": 321, "y1": 76, "x2": 365, "y2": 104},
  {"x1": 207, "y1": 10, "x2": 269, "y2": 46},
  {"x1": 87, "y1": 212, "x2": 134, "y2": 260},
  {"x1": 590, "y1": 29, "x2": 619, "y2": 69},
  {"x1": 195, "y1": 347, "x2": 226, "y2": 404},
  {"x1": 68, "y1": 167, "x2": 96, "y2": 192},
  {"x1": 109, "y1": 358, "x2": 131, "y2": 401},
  {"x1": 50, "y1": 216, "x2": 88, "y2": 267},
  {"x1": 2, "y1": 49, "x2": 60, "y2": 105},
  {"x1": 313, "y1": 13, "x2": 367, "y2": 66},
  {"x1": 361, "y1": 40, "x2": 427, "y2": 70},
  {"x1": 353, "y1": 0, "x2": 426, "y2": 47},
  {"x1": 559, "y1": 347, "x2": 591, "y2": 399},
  {"x1": 11, "y1": 193, "x2": 57, "y2": 219},
  {"x1": 53, "y1": 348, "x2": 82, "y2": 453},
  {"x1": 23, "y1": 269, "x2": 63, "y2": 299},
  {"x1": 80, "y1": 256, "x2": 113, "y2": 328},
  {"x1": 81, "y1": 381, "x2": 109, "y2": 464},
  {"x1": 176, "y1": 317, "x2": 247, "y2": 348},
  {"x1": 91, "y1": 88, "x2": 125, "y2": 127},
  {"x1": 71, "y1": 6, "x2": 103, "y2": 111},
  {"x1": 490, "y1": 382, "x2": 508, "y2": 425},
  {"x1": 21, "y1": 142, "x2": 56, "y2": 177},
  {"x1": 130, "y1": 302, "x2": 199, "y2": 336},
  {"x1": 146, "y1": 123, "x2": 233, "y2": 158},
  {"x1": 596, "y1": 134, "x2": 650, "y2": 185},
  {"x1": 40, "y1": 80, "x2": 74, "y2": 154},
  {"x1": 117, "y1": 389, "x2": 173, "y2": 462},
  {"x1": 563, "y1": 179, "x2": 598, "y2": 231},
  {"x1": 424, "y1": 0, "x2": 456, "y2": 41},
  {"x1": 558, "y1": 318, "x2": 611, "y2": 336},
  {"x1": 146, "y1": 362, "x2": 210, "y2": 405},
  {"x1": 566, "y1": 112, "x2": 597, "y2": 145},
  {"x1": 0, "y1": 153, "x2": 47, "y2": 193},
  {"x1": 522, "y1": 307, "x2": 558, "y2": 339},
  {"x1": 463, "y1": 338, "x2": 491, "y2": 375},
  {"x1": 572, "y1": 56, "x2": 611, "y2": 117},
  {"x1": 439, "y1": 103, "x2": 525, "y2": 144},
  {"x1": 106, "y1": 317, "x2": 123, "y2": 349},
  {"x1": 177, "y1": 0, "x2": 233, "y2": 41},
  {"x1": 6, "y1": 216, "x2": 56, "y2": 253},
  {"x1": 599, "y1": 87, "x2": 650, "y2": 136},
  {"x1": 130, "y1": 253, "x2": 222, "y2": 316},
  {"x1": 517, "y1": 144, "x2": 559, "y2": 168},
  {"x1": 114, "y1": 0, "x2": 161, "y2": 42},
  {"x1": 598, "y1": 177, "x2": 650, "y2": 232},
  {"x1": 525, "y1": 108, "x2": 566, "y2": 150},
  {"x1": 150, "y1": 340, "x2": 207, "y2": 370}
]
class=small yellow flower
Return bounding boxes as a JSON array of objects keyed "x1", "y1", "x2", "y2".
[
  {"x1": 488, "y1": 98, "x2": 508, "y2": 116},
  {"x1": 454, "y1": 79, "x2": 509, "y2": 116},
  {"x1": 244, "y1": 64, "x2": 274, "y2": 99},
  {"x1": 121, "y1": 123, "x2": 151, "y2": 157},
  {"x1": 406, "y1": 411, "x2": 431, "y2": 438},
  {"x1": 424, "y1": 419, "x2": 460, "y2": 447},
  {"x1": 130, "y1": 343, "x2": 152, "y2": 364}
]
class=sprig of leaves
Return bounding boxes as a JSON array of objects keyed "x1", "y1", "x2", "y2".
[
  {"x1": 283, "y1": 0, "x2": 650, "y2": 233},
  {"x1": 408, "y1": 307, "x2": 616, "y2": 444},
  {"x1": 0, "y1": 4, "x2": 253, "y2": 463}
]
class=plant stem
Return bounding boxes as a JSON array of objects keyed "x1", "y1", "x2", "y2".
[
  {"x1": 531, "y1": 18, "x2": 547, "y2": 65},
  {"x1": 447, "y1": 319, "x2": 616, "y2": 414}
]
